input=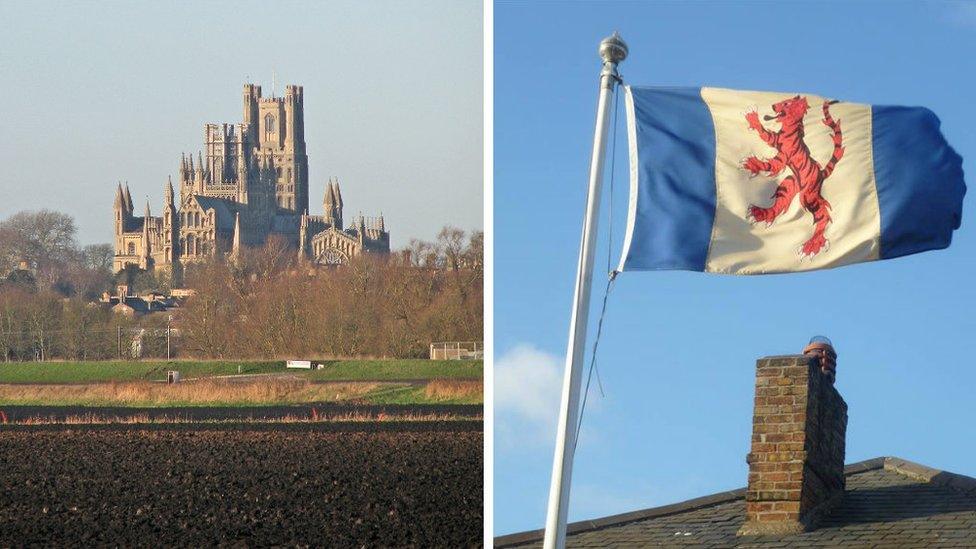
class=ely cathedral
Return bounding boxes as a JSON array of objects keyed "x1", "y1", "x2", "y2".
[{"x1": 112, "y1": 83, "x2": 389, "y2": 276}]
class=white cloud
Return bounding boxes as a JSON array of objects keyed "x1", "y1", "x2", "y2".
[
  {"x1": 494, "y1": 344, "x2": 564, "y2": 447},
  {"x1": 570, "y1": 481, "x2": 654, "y2": 521},
  {"x1": 945, "y1": 2, "x2": 976, "y2": 27}
]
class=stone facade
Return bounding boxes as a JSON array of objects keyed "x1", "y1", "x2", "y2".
[
  {"x1": 113, "y1": 84, "x2": 389, "y2": 275},
  {"x1": 738, "y1": 354, "x2": 848, "y2": 536}
]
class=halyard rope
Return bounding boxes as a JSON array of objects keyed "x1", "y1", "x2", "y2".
[{"x1": 574, "y1": 83, "x2": 621, "y2": 450}]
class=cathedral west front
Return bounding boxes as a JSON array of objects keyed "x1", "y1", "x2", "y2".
[{"x1": 112, "y1": 83, "x2": 389, "y2": 277}]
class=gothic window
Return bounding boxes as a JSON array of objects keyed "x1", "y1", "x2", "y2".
[
  {"x1": 194, "y1": 212, "x2": 200, "y2": 226},
  {"x1": 317, "y1": 247, "x2": 347, "y2": 266},
  {"x1": 264, "y1": 114, "x2": 275, "y2": 141},
  {"x1": 127, "y1": 243, "x2": 135, "y2": 255},
  {"x1": 187, "y1": 234, "x2": 196, "y2": 256}
]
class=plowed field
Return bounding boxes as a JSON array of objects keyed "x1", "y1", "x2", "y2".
[{"x1": 0, "y1": 427, "x2": 482, "y2": 547}]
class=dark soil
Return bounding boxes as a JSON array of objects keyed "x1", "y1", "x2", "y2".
[{"x1": 0, "y1": 428, "x2": 483, "y2": 547}]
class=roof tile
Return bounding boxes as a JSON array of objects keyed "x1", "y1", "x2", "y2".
[{"x1": 496, "y1": 457, "x2": 976, "y2": 548}]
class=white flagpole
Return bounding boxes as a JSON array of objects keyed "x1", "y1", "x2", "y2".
[{"x1": 543, "y1": 32, "x2": 628, "y2": 549}]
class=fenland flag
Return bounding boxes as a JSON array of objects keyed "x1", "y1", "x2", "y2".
[{"x1": 617, "y1": 86, "x2": 966, "y2": 275}]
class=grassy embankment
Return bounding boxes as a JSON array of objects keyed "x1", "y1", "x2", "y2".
[
  {"x1": 0, "y1": 359, "x2": 481, "y2": 383},
  {"x1": 0, "y1": 360, "x2": 483, "y2": 406}
]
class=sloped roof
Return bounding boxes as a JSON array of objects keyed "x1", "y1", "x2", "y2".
[
  {"x1": 125, "y1": 217, "x2": 145, "y2": 233},
  {"x1": 191, "y1": 196, "x2": 237, "y2": 230},
  {"x1": 272, "y1": 213, "x2": 300, "y2": 233},
  {"x1": 495, "y1": 457, "x2": 976, "y2": 548}
]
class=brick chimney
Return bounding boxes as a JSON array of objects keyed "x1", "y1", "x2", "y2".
[{"x1": 738, "y1": 338, "x2": 848, "y2": 536}]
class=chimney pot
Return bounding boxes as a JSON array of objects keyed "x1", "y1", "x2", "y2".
[{"x1": 803, "y1": 335, "x2": 837, "y2": 383}]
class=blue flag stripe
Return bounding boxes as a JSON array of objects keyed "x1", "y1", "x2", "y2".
[
  {"x1": 620, "y1": 86, "x2": 716, "y2": 271},
  {"x1": 872, "y1": 105, "x2": 966, "y2": 260}
]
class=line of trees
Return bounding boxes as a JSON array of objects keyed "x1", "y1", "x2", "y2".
[
  {"x1": 178, "y1": 227, "x2": 483, "y2": 359},
  {"x1": 0, "y1": 210, "x2": 483, "y2": 361},
  {"x1": 0, "y1": 210, "x2": 114, "y2": 299}
]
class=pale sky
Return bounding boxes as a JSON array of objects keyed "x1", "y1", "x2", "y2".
[{"x1": 0, "y1": 0, "x2": 483, "y2": 247}]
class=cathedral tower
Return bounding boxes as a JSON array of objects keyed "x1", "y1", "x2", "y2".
[
  {"x1": 162, "y1": 178, "x2": 178, "y2": 266},
  {"x1": 248, "y1": 83, "x2": 308, "y2": 215},
  {"x1": 114, "y1": 183, "x2": 125, "y2": 238}
]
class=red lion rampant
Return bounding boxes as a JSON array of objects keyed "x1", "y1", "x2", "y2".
[{"x1": 741, "y1": 95, "x2": 844, "y2": 257}]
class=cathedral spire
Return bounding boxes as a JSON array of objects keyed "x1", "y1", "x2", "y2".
[
  {"x1": 141, "y1": 199, "x2": 151, "y2": 264},
  {"x1": 123, "y1": 183, "x2": 133, "y2": 212},
  {"x1": 165, "y1": 177, "x2": 174, "y2": 205},
  {"x1": 298, "y1": 210, "x2": 308, "y2": 262},
  {"x1": 231, "y1": 212, "x2": 241, "y2": 259},
  {"x1": 114, "y1": 182, "x2": 124, "y2": 209},
  {"x1": 324, "y1": 179, "x2": 335, "y2": 208},
  {"x1": 194, "y1": 153, "x2": 205, "y2": 194},
  {"x1": 323, "y1": 178, "x2": 343, "y2": 230}
]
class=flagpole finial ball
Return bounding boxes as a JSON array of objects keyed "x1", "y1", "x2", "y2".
[{"x1": 599, "y1": 31, "x2": 628, "y2": 64}]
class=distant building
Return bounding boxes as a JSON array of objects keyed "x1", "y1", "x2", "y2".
[
  {"x1": 101, "y1": 285, "x2": 175, "y2": 316},
  {"x1": 2, "y1": 260, "x2": 35, "y2": 288},
  {"x1": 112, "y1": 83, "x2": 390, "y2": 277}
]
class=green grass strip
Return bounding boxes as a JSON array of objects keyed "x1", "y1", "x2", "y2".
[{"x1": 0, "y1": 359, "x2": 483, "y2": 384}]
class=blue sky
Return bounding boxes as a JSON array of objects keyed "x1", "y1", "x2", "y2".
[
  {"x1": 494, "y1": 0, "x2": 976, "y2": 536},
  {"x1": 0, "y1": 0, "x2": 482, "y2": 247}
]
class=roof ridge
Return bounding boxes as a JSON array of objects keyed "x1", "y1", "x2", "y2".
[
  {"x1": 883, "y1": 456, "x2": 976, "y2": 497},
  {"x1": 493, "y1": 457, "x2": 902, "y2": 548}
]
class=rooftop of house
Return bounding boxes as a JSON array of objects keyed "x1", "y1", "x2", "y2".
[
  {"x1": 497, "y1": 346, "x2": 976, "y2": 548},
  {"x1": 100, "y1": 286, "x2": 179, "y2": 315},
  {"x1": 495, "y1": 456, "x2": 976, "y2": 548}
]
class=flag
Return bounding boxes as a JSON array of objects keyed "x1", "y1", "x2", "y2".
[{"x1": 617, "y1": 86, "x2": 966, "y2": 275}]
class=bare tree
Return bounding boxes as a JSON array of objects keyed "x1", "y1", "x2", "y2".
[
  {"x1": 438, "y1": 226, "x2": 466, "y2": 272},
  {"x1": 0, "y1": 210, "x2": 78, "y2": 274},
  {"x1": 80, "y1": 244, "x2": 114, "y2": 272}
]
